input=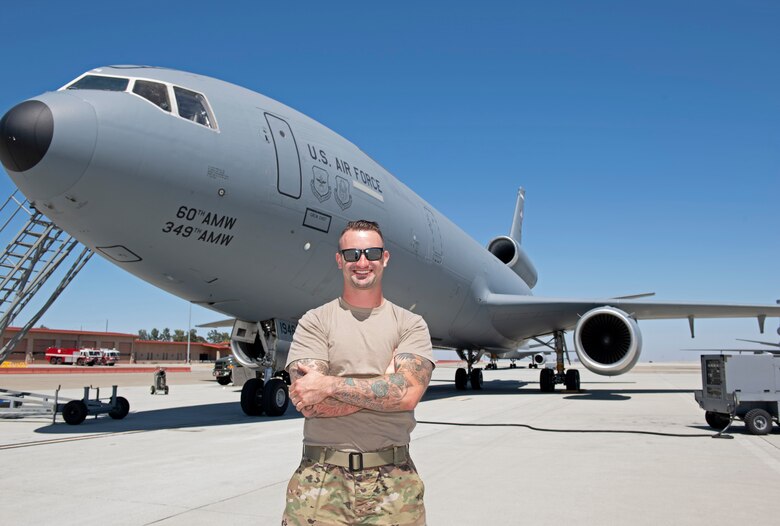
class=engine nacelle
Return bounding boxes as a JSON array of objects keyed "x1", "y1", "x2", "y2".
[
  {"x1": 532, "y1": 353, "x2": 546, "y2": 366},
  {"x1": 573, "y1": 306, "x2": 642, "y2": 376},
  {"x1": 487, "y1": 236, "x2": 538, "y2": 289}
]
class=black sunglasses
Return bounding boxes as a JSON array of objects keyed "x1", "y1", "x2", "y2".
[{"x1": 340, "y1": 247, "x2": 384, "y2": 262}]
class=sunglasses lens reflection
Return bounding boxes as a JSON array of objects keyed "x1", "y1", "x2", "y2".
[
  {"x1": 342, "y1": 248, "x2": 383, "y2": 262},
  {"x1": 343, "y1": 250, "x2": 360, "y2": 262},
  {"x1": 365, "y1": 248, "x2": 382, "y2": 260}
]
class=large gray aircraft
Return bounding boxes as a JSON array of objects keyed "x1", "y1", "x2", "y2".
[{"x1": 2, "y1": 66, "x2": 779, "y2": 416}]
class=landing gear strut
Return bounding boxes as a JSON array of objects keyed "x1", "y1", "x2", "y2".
[
  {"x1": 486, "y1": 355, "x2": 498, "y2": 370},
  {"x1": 455, "y1": 349, "x2": 484, "y2": 390},
  {"x1": 536, "y1": 330, "x2": 580, "y2": 393},
  {"x1": 232, "y1": 319, "x2": 293, "y2": 417}
]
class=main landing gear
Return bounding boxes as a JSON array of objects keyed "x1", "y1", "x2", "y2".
[
  {"x1": 232, "y1": 319, "x2": 292, "y2": 417},
  {"x1": 241, "y1": 375, "x2": 290, "y2": 417},
  {"x1": 537, "y1": 330, "x2": 580, "y2": 393},
  {"x1": 455, "y1": 349, "x2": 484, "y2": 390},
  {"x1": 484, "y1": 354, "x2": 518, "y2": 370}
]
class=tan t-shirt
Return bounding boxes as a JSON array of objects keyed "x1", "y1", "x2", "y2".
[{"x1": 285, "y1": 297, "x2": 434, "y2": 451}]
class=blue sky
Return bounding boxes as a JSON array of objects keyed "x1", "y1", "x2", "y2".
[{"x1": 1, "y1": 1, "x2": 778, "y2": 360}]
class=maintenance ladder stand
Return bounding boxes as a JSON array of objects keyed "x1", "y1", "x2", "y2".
[{"x1": 0, "y1": 190, "x2": 93, "y2": 365}]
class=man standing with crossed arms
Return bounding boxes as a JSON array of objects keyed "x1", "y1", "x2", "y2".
[{"x1": 283, "y1": 220, "x2": 434, "y2": 525}]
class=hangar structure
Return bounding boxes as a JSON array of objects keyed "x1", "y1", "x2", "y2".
[{"x1": 2, "y1": 326, "x2": 229, "y2": 364}]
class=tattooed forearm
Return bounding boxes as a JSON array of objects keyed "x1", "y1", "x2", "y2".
[
  {"x1": 302, "y1": 397, "x2": 362, "y2": 418},
  {"x1": 288, "y1": 358, "x2": 329, "y2": 381},
  {"x1": 289, "y1": 355, "x2": 433, "y2": 416},
  {"x1": 289, "y1": 358, "x2": 363, "y2": 418},
  {"x1": 330, "y1": 354, "x2": 433, "y2": 412},
  {"x1": 395, "y1": 353, "x2": 433, "y2": 385}
]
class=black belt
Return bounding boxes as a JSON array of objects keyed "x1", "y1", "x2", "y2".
[{"x1": 303, "y1": 444, "x2": 409, "y2": 471}]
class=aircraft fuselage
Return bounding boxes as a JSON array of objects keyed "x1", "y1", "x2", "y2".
[{"x1": 2, "y1": 66, "x2": 532, "y2": 352}]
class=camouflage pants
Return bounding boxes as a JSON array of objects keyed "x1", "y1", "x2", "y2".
[{"x1": 282, "y1": 457, "x2": 426, "y2": 526}]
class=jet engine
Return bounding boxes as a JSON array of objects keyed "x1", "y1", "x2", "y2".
[
  {"x1": 487, "y1": 236, "x2": 538, "y2": 289},
  {"x1": 573, "y1": 306, "x2": 642, "y2": 376}
]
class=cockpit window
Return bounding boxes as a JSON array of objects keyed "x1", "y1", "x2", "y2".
[
  {"x1": 67, "y1": 75, "x2": 129, "y2": 92},
  {"x1": 62, "y1": 72, "x2": 217, "y2": 130},
  {"x1": 174, "y1": 86, "x2": 214, "y2": 128},
  {"x1": 133, "y1": 80, "x2": 171, "y2": 112}
]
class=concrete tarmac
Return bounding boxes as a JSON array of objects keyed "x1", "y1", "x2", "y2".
[{"x1": 2, "y1": 363, "x2": 779, "y2": 525}]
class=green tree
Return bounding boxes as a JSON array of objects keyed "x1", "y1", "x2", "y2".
[
  {"x1": 161, "y1": 328, "x2": 172, "y2": 341},
  {"x1": 138, "y1": 329, "x2": 150, "y2": 340},
  {"x1": 207, "y1": 329, "x2": 230, "y2": 344},
  {"x1": 189, "y1": 328, "x2": 206, "y2": 343},
  {"x1": 150, "y1": 328, "x2": 160, "y2": 341},
  {"x1": 173, "y1": 329, "x2": 187, "y2": 342}
]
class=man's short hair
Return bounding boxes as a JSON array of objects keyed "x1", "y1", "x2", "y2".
[{"x1": 340, "y1": 220, "x2": 384, "y2": 242}]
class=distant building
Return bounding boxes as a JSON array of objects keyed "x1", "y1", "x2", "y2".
[
  {"x1": 133, "y1": 339, "x2": 230, "y2": 363},
  {"x1": 1, "y1": 327, "x2": 229, "y2": 364}
]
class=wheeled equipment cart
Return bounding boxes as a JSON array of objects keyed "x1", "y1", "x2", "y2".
[{"x1": 694, "y1": 353, "x2": 779, "y2": 435}]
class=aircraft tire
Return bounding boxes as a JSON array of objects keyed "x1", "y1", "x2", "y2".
[
  {"x1": 745, "y1": 408, "x2": 772, "y2": 435},
  {"x1": 216, "y1": 375, "x2": 231, "y2": 385},
  {"x1": 704, "y1": 411, "x2": 730, "y2": 431},
  {"x1": 263, "y1": 378, "x2": 289, "y2": 417},
  {"x1": 62, "y1": 400, "x2": 88, "y2": 425},
  {"x1": 241, "y1": 378, "x2": 265, "y2": 416},
  {"x1": 540, "y1": 368, "x2": 555, "y2": 393},
  {"x1": 109, "y1": 396, "x2": 130, "y2": 419},
  {"x1": 565, "y1": 369, "x2": 580, "y2": 391},
  {"x1": 470, "y1": 369, "x2": 483, "y2": 390},
  {"x1": 455, "y1": 368, "x2": 468, "y2": 390}
]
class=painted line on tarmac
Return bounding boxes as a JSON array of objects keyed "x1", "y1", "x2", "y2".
[{"x1": 0, "y1": 430, "x2": 148, "y2": 450}]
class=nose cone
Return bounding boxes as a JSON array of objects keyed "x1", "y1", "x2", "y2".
[
  {"x1": 0, "y1": 100, "x2": 53, "y2": 172},
  {"x1": 1, "y1": 93, "x2": 97, "y2": 201}
]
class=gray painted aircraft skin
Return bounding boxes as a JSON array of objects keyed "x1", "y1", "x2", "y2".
[{"x1": 2, "y1": 65, "x2": 780, "y2": 385}]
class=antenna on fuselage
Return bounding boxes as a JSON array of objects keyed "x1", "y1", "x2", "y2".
[{"x1": 509, "y1": 187, "x2": 525, "y2": 244}]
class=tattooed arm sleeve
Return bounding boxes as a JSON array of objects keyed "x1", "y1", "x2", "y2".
[
  {"x1": 288, "y1": 358, "x2": 362, "y2": 418},
  {"x1": 328, "y1": 353, "x2": 434, "y2": 412}
]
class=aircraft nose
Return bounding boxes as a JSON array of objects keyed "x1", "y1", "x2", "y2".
[
  {"x1": 0, "y1": 100, "x2": 53, "y2": 173},
  {"x1": 0, "y1": 94, "x2": 97, "y2": 201}
]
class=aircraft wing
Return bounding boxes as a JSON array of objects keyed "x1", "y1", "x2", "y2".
[
  {"x1": 681, "y1": 348, "x2": 780, "y2": 355},
  {"x1": 484, "y1": 293, "x2": 780, "y2": 341},
  {"x1": 736, "y1": 338, "x2": 780, "y2": 348},
  {"x1": 196, "y1": 318, "x2": 236, "y2": 328}
]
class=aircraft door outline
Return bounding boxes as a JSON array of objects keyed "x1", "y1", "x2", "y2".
[
  {"x1": 424, "y1": 207, "x2": 443, "y2": 264},
  {"x1": 264, "y1": 113, "x2": 302, "y2": 199}
]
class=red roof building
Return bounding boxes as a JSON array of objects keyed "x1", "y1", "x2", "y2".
[{"x1": 1, "y1": 327, "x2": 229, "y2": 364}]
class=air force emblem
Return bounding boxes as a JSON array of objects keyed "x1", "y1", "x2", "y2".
[
  {"x1": 311, "y1": 166, "x2": 331, "y2": 202},
  {"x1": 335, "y1": 176, "x2": 352, "y2": 210}
]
